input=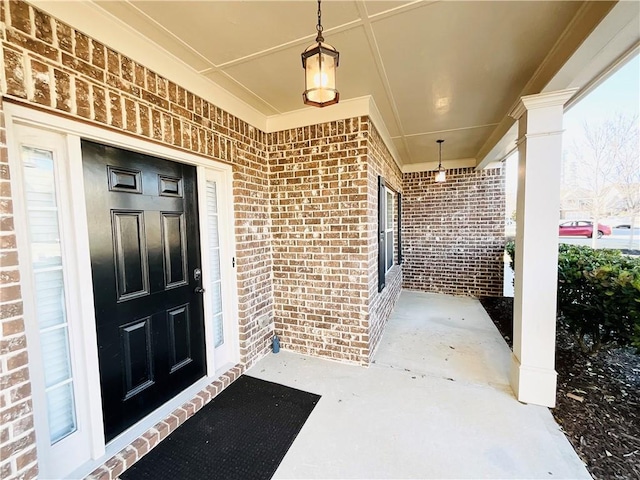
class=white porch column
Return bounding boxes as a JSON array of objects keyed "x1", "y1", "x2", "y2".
[{"x1": 508, "y1": 89, "x2": 577, "y2": 407}]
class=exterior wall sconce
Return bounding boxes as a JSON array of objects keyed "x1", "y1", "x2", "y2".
[
  {"x1": 302, "y1": 0, "x2": 339, "y2": 107},
  {"x1": 435, "y1": 139, "x2": 446, "y2": 183}
]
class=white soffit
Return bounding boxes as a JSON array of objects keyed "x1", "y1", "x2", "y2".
[
  {"x1": 129, "y1": 1, "x2": 361, "y2": 67},
  {"x1": 26, "y1": 0, "x2": 627, "y2": 173},
  {"x1": 370, "y1": 1, "x2": 582, "y2": 135},
  {"x1": 400, "y1": 124, "x2": 496, "y2": 167}
]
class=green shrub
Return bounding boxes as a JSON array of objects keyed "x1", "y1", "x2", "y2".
[
  {"x1": 505, "y1": 241, "x2": 515, "y2": 272},
  {"x1": 505, "y1": 241, "x2": 640, "y2": 354}
]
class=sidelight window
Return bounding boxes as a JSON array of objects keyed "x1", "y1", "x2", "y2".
[
  {"x1": 206, "y1": 180, "x2": 224, "y2": 348},
  {"x1": 21, "y1": 146, "x2": 77, "y2": 444}
]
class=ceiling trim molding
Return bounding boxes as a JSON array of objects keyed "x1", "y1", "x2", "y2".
[
  {"x1": 394, "y1": 123, "x2": 500, "y2": 139},
  {"x1": 355, "y1": 1, "x2": 411, "y2": 164},
  {"x1": 474, "y1": 127, "x2": 518, "y2": 172},
  {"x1": 212, "y1": 19, "x2": 364, "y2": 71},
  {"x1": 265, "y1": 96, "x2": 371, "y2": 132},
  {"x1": 367, "y1": 96, "x2": 402, "y2": 171},
  {"x1": 402, "y1": 158, "x2": 477, "y2": 174},
  {"x1": 565, "y1": 41, "x2": 640, "y2": 112},
  {"x1": 92, "y1": 0, "x2": 213, "y2": 72}
]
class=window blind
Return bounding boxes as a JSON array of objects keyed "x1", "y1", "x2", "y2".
[
  {"x1": 206, "y1": 181, "x2": 224, "y2": 347},
  {"x1": 22, "y1": 146, "x2": 77, "y2": 445}
]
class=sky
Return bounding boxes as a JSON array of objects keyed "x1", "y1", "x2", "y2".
[
  {"x1": 505, "y1": 53, "x2": 640, "y2": 203},
  {"x1": 564, "y1": 54, "x2": 640, "y2": 147}
]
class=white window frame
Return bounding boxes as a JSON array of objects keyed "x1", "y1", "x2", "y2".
[
  {"x1": 10, "y1": 125, "x2": 95, "y2": 480},
  {"x1": 6, "y1": 103, "x2": 239, "y2": 479},
  {"x1": 384, "y1": 188, "x2": 394, "y2": 273}
]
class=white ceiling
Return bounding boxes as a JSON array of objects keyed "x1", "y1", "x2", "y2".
[{"x1": 89, "y1": 1, "x2": 634, "y2": 168}]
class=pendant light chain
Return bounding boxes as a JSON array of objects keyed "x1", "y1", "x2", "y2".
[{"x1": 316, "y1": 0, "x2": 324, "y2": 42}]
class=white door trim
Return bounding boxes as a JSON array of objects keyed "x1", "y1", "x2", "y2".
[{"x1": 5, "y1": 103, "x2": 239, "y2": 478}]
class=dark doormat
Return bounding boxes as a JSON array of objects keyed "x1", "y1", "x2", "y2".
[{"x1": 120, "y1": 375, "x2": 321, "y2": 480}]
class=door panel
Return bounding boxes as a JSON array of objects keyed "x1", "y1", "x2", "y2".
[
  {"x1": 82, "y1": 140, "x2": 206, "y2": 442},
  {"x1": 168, "y1": 304, "x2": 192, "y2": 372},
  {"x1": 121, "y1": 318, "x2": 154, "y2": 399},
  {"x1": 161, "y1": 213, "x2": 187, "y2": 287},
  {"x1": 113, "y1": 211, "x2": 149, "y2": 300}
]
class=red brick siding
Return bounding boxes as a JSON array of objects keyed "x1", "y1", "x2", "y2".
[
  {"x1": 402, "y1": 167, "x2": 505, "y2": 297},
  {"x1": 366, "y1": 123, "x2": 403, "y2": 359},
  {"x1": 234, "y1": 140, "x2": 274, "y2": 368},
  {"x1": 269, "y1": 119, "x2": 371, "y2": 365}
]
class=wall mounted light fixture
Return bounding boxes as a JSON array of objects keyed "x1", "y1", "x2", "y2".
[
  {"x1": 435, "y1": 139, "x2": 446, "y2": 183},
  {"x1": 301, "y1": 0, "x2": 339, "y2": 107}
]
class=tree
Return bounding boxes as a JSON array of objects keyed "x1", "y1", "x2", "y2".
[
  {"x1": 611, "y1": 114, "x2": 640, "y2": 247},
  {"x1": 568, "y1": 113, "x2": 640, "y2": 248}
]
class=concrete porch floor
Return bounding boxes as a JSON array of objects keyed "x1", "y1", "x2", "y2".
[{"x1": 248, "y1": 290, "x2": 591, "y2": 479}]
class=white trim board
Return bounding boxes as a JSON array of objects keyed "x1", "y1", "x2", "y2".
[{"x1": 402, "y1": 157, "x2": 477, "y2": 174}]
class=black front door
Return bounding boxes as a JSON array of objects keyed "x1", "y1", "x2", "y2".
[{"x1": 82, "y1": 140, "x2": 206, "y2": 441}]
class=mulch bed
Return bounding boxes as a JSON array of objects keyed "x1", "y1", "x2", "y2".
[{"x1": 480, "y1": 297, "x2": 640, "y2": 480}]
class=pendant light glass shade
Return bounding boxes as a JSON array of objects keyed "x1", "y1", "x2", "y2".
[
  {"x1": 302, "y1": 43, "x2": 339, "y2": 106},
  {"x1": 302, "y1": 0, "x2": 339, "y2": 107},
  {"x1": 435, "y1": 139, "x2": 446, "y2": 183}
]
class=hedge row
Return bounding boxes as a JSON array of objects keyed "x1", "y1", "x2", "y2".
[{"x1": 506, "y1": 242, "x2": 640, "y2": 353}]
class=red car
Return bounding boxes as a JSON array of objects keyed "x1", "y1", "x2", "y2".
[{"x1": 558, "y1": 221, "x2": 612, "y2": 238}]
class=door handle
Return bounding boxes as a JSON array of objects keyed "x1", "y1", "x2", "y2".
[{"x1": 194, "y1": 287, "x2": 205, "y2": 294}]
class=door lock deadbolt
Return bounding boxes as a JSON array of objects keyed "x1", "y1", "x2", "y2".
[{"x1": 194, "y1": 268, "x2": 202, "y2": 280}]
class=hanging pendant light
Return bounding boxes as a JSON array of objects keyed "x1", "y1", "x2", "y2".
[
  {"x1": 301, "y1": 0, "x2": 339, "y2": 107},
  {"x1": 435, "y1": 139, "x2": 446, "y2": 183}
]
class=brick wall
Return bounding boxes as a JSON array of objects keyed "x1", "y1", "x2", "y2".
[
  {"x1": 234, "y1": 137, "x2": 274, "y2": 368},
  {"x1": 402, "y1": 167, "x2": 505, "y2": 297},
  {"x1": 0, "y1": 95, "x2": 39, "y2": 480},
  {"x1": 269, "y1": 119, "x2": 371, "y2": 365},
  {"x1": 0, "y1": 1, "x2": 274, "y2": 478},
  {"x1": 367, "y1": 123, "x2": 403, "y2": 359}
]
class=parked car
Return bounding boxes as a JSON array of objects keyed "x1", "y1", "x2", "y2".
[
  {"x1": 615, "y1": 224, "x2": 631, "y2": 229},
  {"x1": 558, "y1": 221, "x2": 612, "y2": 238}
]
